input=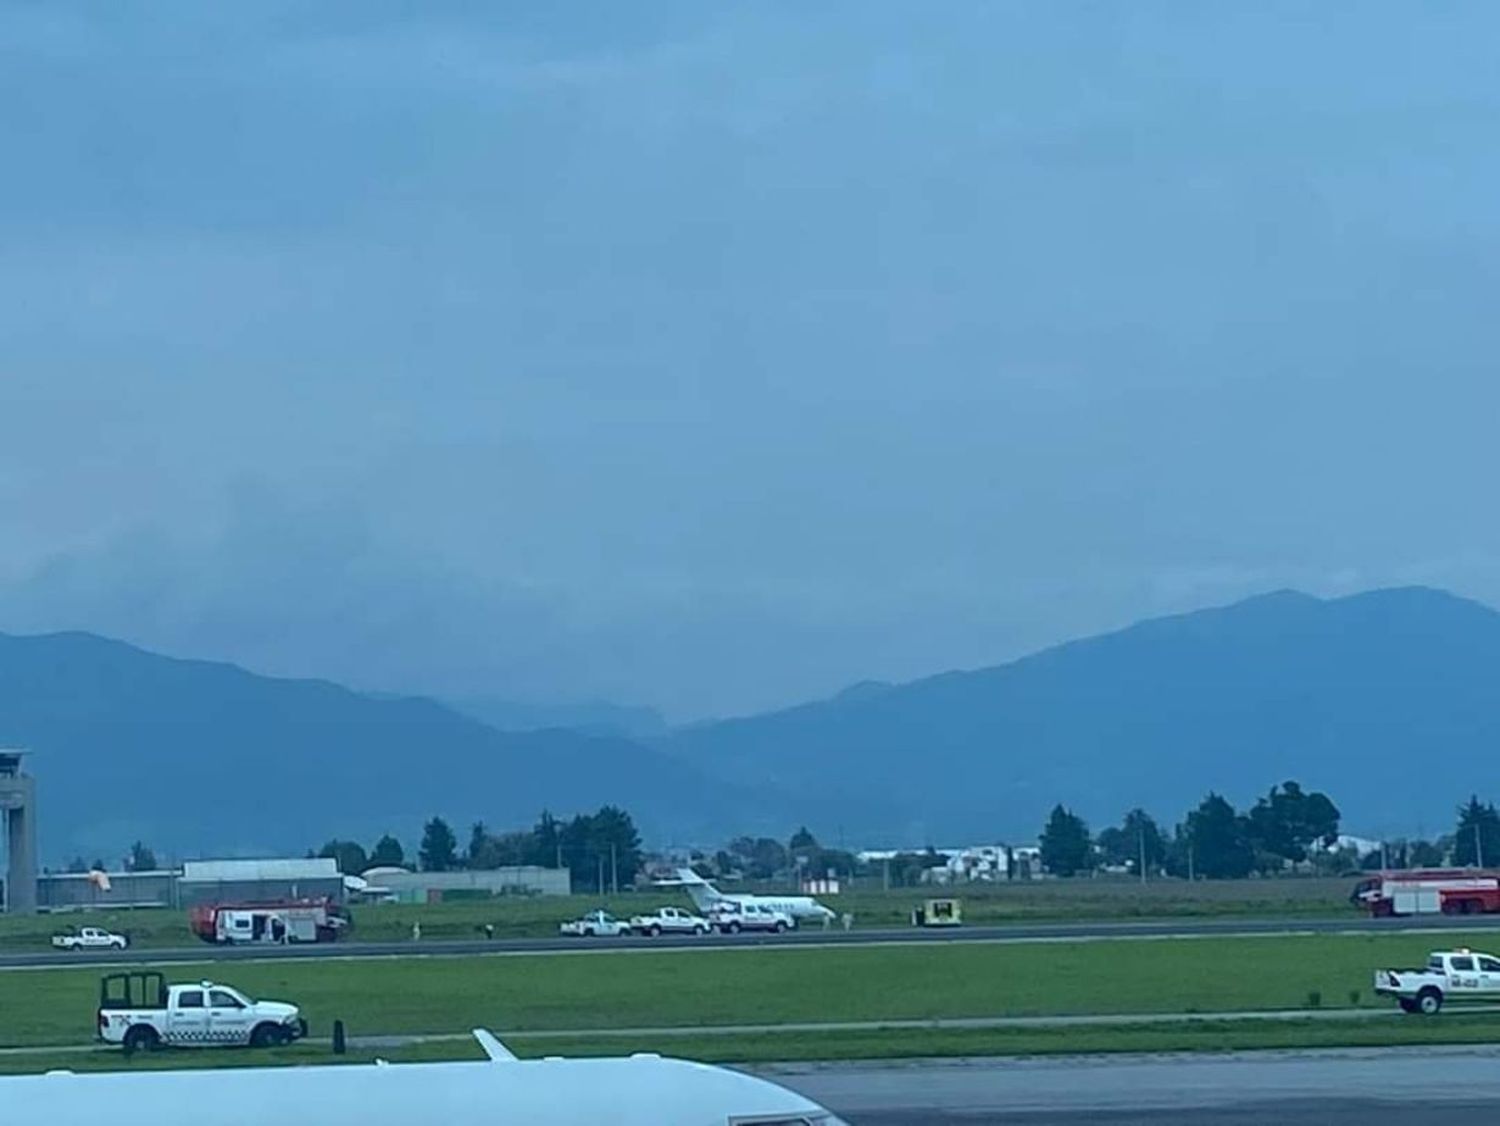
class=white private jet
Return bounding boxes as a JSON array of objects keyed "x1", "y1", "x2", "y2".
[
  {"x1": 666, "y1": 868, "x2": 838, "y2": 926},
  {"x1": 3, "y1": 1030, "x2": 844, "y2": 1125}
]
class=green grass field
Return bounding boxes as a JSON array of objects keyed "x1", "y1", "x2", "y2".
[
  {"x1": 0, "y1": 930, "x2": 1485, "y2": 1052},
  {"x1": 10, "y1": 1012, "x2": 1500, "y2": 1077},
  {"x1": 0, "y1": 876, "x2": 1358, "y2": 951}
]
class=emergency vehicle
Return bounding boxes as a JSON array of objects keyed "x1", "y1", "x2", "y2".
[
  {"x1": 1374, "y1": 948, "x2": 1500, "y2": 1013},
  {"x1": 97, "y1": 971, "x2": 308, "y2": 1051},
  {"x1": 189, "y1": 898, "x2": 351, "y2": 944},
  {"x1": 1351, "y1": 869, "x2": 1500, "y2": 916}
]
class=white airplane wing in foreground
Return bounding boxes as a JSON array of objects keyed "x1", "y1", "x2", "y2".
[
  {"x1": 472, "y1": 1029, "x2": 516, "y2": 1062},
  {"x1": 0, "y1": 1052, "x2": 842, "y2": 1126}
]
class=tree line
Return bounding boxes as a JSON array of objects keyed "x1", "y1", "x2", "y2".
[
  {"x1": 700, "y1": 828, "x2": 949, "y2": 889},
  {"x1": 314, "y1": 805, "x2": 644, "y2": 894},
  {"x1": 1040, "y1": 785, "x2": 1500, "y2": 879},
  {"x1": 1041, "y1": 781, "x2": 1343, "y2": 879}
]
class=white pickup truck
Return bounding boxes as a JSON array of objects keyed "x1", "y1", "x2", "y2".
[
  {"x1": 1374, "y1": 948, "x2": 1500, "y2": 1014},
  {"x1": 52, "y1": 926, "x2": 129, "y2": 951},
  {"x1": 630, "y1": 906, "x2": 711, "y2": 937},
  {"x1": 559, "y1": 910, "x2": 632, "y2": 937},
  {"x1": 709, "y1": 901, "x2": 793, "y2": 934},
  {"x1": 97, "y1": 972, "x2": 308, "y2": 1052}
]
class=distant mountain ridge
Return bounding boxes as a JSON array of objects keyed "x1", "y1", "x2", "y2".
[
  {"x1": 444, "y1": 695, "x2": 667, "y2": 739},
  {"x1": 0, "y1": 631, "x2": 756, "y2": 860},
  {"x1": 5, "y1": 586, "x2": 1499, "y2": 860},
  {"x1": 661, "y1": 586, "x2": 1500, "y2": 843}
]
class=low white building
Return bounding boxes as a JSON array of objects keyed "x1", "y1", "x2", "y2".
[
  {"x1": 361, "y1": 865, "x2": 570, "y2": 903},
  {"x1": 177, "y1": 858, "x2": 345, "y2": 907},
  {"x1": 858, "y1": 844, "x2": 1042, "y2": 882}
]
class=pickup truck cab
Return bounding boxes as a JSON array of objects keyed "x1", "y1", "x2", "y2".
[
  {"x1": 97, "y1": 971, "x2": 307, "y2": 1052},
  {"x1": 630, "y1": 906, "x2": 710, "y2": 937},
  {"x1": 710, "y1": 901, "x2": 793, "y2": 935},
  {"x1": 1374, "y1": 948, "x2": 1500, "y2": 1013},
  {"x1": 52, "y1": 926, "x2": 129, "y2": 951}
]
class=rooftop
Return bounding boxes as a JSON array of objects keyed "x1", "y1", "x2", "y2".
[{"x1": 180, "y1": 858, "x2": 340, "y2": 882}]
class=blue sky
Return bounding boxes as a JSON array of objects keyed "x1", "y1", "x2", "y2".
[{"x1": 2, "y1": 2, "x2": 1497, "y2": 718}]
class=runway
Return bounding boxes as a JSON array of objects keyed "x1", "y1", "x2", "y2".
[
  {"x1": 767, "y1": 1046, "x2": 1500, "y2": 1124},
  {"x1": 6, "y1": 911, "x2": 1500, "y2": 969}
]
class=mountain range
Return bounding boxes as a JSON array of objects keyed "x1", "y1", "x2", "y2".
[
  {"x1": 0, "y1": 632, "x2": 754, "y2": 861},
  {"x1": 662, "y1": 586, "x2": 1500, "y2": 844},
  {"x1": 3, "y1": 586, "x2": 1499, "y2": 861}
]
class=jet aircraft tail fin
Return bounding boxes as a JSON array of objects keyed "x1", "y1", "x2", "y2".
[{"x1": 672, "y1": 867, "x2": 724, "y2": 912}]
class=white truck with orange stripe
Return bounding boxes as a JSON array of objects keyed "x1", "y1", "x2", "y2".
[{"x1": 1374, "y1": 948, "x2": 1500, "y2": 1014}]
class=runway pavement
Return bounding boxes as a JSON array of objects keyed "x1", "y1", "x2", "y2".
[
  {"x1": 766, "y1": 1045, "x2": 1500, "y2": 1124},
  {"x1": 7, "y1": 911, "x2": 1500, "y2": 969}
]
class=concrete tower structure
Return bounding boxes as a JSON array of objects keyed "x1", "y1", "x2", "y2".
[{"x1": 0, "y1": 750, "x2": 37, "y2": 913}]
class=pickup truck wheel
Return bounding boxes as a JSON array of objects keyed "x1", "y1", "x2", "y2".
[
  {"x1": 774, "y1": 920, "x2": 788, "y2": 933},
  {"x1": 727, "y1": 921, "x2": 742, "y2": 934},
  {"x1": 649, "y1": 925, "x2": 662, "y2": 937},
  {"x1": 694, "y1": 925, "x2": 707, "y2": 936},
  {"x1": 122, "y1": 1025, "x2": 159, "y2": 1055},
  {"x1": 1417, "y1": 988, "x2": 1443, "y2": 1016},
  {"x1": 250, "y1": 1023, "x2": 286, "y2": 1049}
]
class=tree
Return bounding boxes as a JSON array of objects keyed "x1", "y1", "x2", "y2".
[
  {"x1": 788, "y1": 827, "x2": 819, "y2": 855},
  {"x1": 813, "y1": 848, "x2": 858, "y2": 879},
  {"x1": 317, "y1": 839, "x2": 369, "y2": 875},
  {"x1": 592, "y1": 805, "x2": 644, "y2": 887},
  {"x1": 1097, "y1": 809, "x2": 1166, "y2": 875},
  {"x1": 1453, "y1": 797, "x2": 1500, "y2": 867},
  {"x1": 1410, "y1": 838, "x2": 1447, "y2": 868},
  {"x1": 1039, "y1": 805, "x2": 1094, "y2": 877},
  {"x1": 525, "y1": 811, "x2": 562, "y2": 869},
  {"x1": 369, "y1": 833, "x2": 406, "y2": 869},
  {"x1": 467, "y1": 822, "x2": 489, "y2": 868},
  {"x1": 1183, "y1": 793, "x2": 1253, "y2": 879},
  {"x1": 1245, "y1": 781, "x2": 1341, "y2": 868},
  {"x1": 419, "y1": 817, "x2": 459, "y2": 872},
  {"x1": 471, "y1": 830, "x2": 529, "y2": 870},
  {"x1": 886, "y1": 849, "x2": 950, "y2": 887},
  {"x1": 127, "y1": 841, "x2": 157, "y2": 872},
  {"x1": 727, "y1": 836, "x2": 789, "y2": 880},
  {"x1": 66, "y1": 856, "x2": 87, "y2": 874}
]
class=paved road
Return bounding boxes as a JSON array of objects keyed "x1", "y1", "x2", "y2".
[
  {"x1": 766, "y1": 1046, "x2": 1500, "y2": 1124},
  {"x1": 8, "y1": 912, "x2": 1500, "y2": 969}
]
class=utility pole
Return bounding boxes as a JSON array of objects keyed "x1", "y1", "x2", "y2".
[
  {"x1": 597, "y1": 855, "x2": 605, "y2": 896},
  {"x1": 1138, "y1": 822, "x2": 1147, "y2": 886},
  {"x1": 610, "y1": 842, "x2": 618, "y2": 895},
  {"x1": 1381, "y1": 840, "x2": 1389, "y2": 871},
  {"x1": 1477, "y1": 824, "x2": 1485, "y2": 870}
]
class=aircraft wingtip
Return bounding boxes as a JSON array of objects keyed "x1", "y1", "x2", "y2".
[{"x1": 473, "y1": 1028, "x2": 518, "y2": 1062}]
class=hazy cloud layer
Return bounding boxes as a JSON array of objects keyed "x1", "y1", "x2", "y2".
[{"x1": 3, "y1": 3, "x2": 1499, "y2": 717}]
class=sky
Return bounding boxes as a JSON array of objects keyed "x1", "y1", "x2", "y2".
[{"x1": 2, "y1": 2, "x2": 1498, "y2": 721}]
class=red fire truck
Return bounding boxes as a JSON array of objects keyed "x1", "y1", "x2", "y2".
[
  {"x1": 189, "y1": 899, "x2": 351, "y2": 945},
  {"x1": 1352, "y1": 870, "x2": 1500, "y2": 917}
]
